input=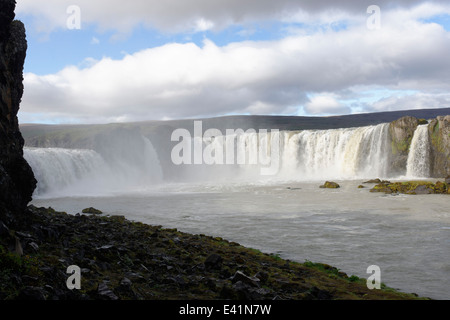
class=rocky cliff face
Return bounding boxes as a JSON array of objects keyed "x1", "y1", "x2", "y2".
[
  {"x1": 428, "y1": 115, "x2": 450, "y2": 177},
  {"x1": 389, "y1": 115, "x2": 450, "y2": 178},
  {"x1": 0, "y1": 0, "x2": 36, "y2": 225},
  {"x1": 388, "y1": 116, "x2": 421, "y2": 174}
]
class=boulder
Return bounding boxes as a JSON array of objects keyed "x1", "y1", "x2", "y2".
[
  {"x1": 364, "y1": 178, "x2": 382, "y2": 184},
  {"x1": 82, "y1": 207, "x2": 103, "y2": 215},
  {"x1": 231, "y1": 271, "x2": 260, "y2": 288},
  {"x1": 319, "y1": 181, "x2": 340, "y2": 189},
  {"x1": 204, "y1": 253, "x2": 223, "y2": 270},
  {"x1": 97, "y1": 281, "x2": 119, "y2": 300}
]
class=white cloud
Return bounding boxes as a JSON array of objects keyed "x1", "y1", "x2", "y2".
[
  {"x1": 194, "y1": 18, "x2": 215, "y2": 32},
  {"x1": 16, "y1": 0, "x2": 450, "y2": 34},
  {"x1": 17, "y1": 1, "x2": 450, "y2": 123},
  {"x1": 304, "y1": 94, "x2": 350, "y2": 115},
  {"x1": 369, "y1": 93, "x2": 450, "y2": 112},
  {"x1": 90, "y1": 37, "x2": 100, "y2": 45}
]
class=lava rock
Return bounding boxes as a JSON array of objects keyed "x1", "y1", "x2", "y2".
[{"x1": 204, "y1": 253, "x2": 223, "y2": 270}]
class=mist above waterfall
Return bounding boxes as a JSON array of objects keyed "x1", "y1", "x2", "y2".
[{"x1": 24, "y1": 134, "x2": 163, "y2": 197}]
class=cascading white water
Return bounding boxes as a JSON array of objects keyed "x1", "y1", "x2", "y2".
[
  {"x1": 24, "y1": 148, "x2": 109, "y2": 196},
  {"x1": 173, "y1": 123, "x2": 391, "y2": 181},
  {"x1": 278, "y1": 123, "x2": 391, "y2": 180},
  {"x1": 24, "y1": 137, "x2": 163, "y2": 197},
  {"x1": 406, "y1": 124, "x2": 431, "y2": 178},
  {"x1": 25, "y1": 122, "x2": 434, "y2": 195}
]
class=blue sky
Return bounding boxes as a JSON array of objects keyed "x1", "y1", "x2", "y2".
[{"x1": 14, "y1": 0, "x2": 450, "y2": 124}]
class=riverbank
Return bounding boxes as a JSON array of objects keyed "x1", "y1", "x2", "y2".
[{"x1": 0, "y1": 205, "x2": 426, "y2": 300}]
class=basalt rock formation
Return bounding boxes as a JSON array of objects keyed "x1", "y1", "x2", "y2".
[
  {"x1": 428, "y1": 115, "x2": 450, "y2": 177},
  {"x1": 388, "y1": 115, "x2": 450, "y2": 177},
  {"x1": 388, "y1": 116, "x2": 421, "y2": 175},
  {"x1": 0, "y1": 0, "x2": 36, "y2": 225}
]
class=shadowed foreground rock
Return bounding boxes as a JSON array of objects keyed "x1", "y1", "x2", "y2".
[
  {"x1": 0, "y1": 0, "x2": 36, "y2": 225},
  {"x1": 0, "y1": 205, "x2": 426, "y2": 300}
]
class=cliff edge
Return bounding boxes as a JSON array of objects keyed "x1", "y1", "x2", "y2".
[{"x1": 0, "y1": 0, "x2": 36, "y2": 225}]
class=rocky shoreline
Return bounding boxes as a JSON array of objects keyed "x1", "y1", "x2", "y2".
[{"x1": 0, "y1": 205, "x2": 428, "y2": 301}]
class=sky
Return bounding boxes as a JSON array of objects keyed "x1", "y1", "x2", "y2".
[{"x1": 14, "y1": 0, "x2": 450, "y2": 124}]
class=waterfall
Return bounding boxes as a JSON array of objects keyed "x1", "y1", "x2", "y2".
[
  {"x1": 278, "y1": 123, "x2": 390, "y2": 180},
  {"x1": 24, "y1": 148, "x2": 109, "y2": 196},
  {"x1": 171, "y1": 123, "x2": 391, "y2": 181},
  {"x1": 24, "y1": 137, "x2": 163, "y2": 197},
  {"x1": 406, "y1": 124, "x2": 431, "y2": 178},
  {"x1": 25, "y1": 121, "x2": 435, "y2": 195}
]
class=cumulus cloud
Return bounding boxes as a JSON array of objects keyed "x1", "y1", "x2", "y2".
[
  {"x1": 368, "y1": 93, "x2": 450, "y2": 112},
  {"x1": 304, "y1": 95, "x2": 350, "y2": 115},
  {"x1": 17, "y1": 0, "x2": 450, "y2": 123},
  {"x1": 16, "y1": 0, "x2": 449, "y2": 34}
]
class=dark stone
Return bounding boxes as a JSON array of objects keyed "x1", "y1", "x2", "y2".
[
  {"x1": 204, "y1": 253, "x2": 223, "y2": 270},
  {"x1": 231, "y1": 271, "x2": 260, "y2": 288},
  {"x1": 254, "y1": 271, "x2": 269, "y2": 284},
  {"x1": 17, "y1": 286, "x2": 46, "y2": 300},
  {"x1": 0, "y1": 220, "x2": 9, "y2": 236},
  {"x1": 307, "y1": 286, "x2": 333, "y2": 300},
  {"x1": 97, "y1": 281, "x2": 119, "y2": 300},
  {"x1": 0, "y1": 1, "x2": 37, "y2": 224}
]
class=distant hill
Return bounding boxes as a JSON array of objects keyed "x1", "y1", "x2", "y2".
[
  {"x1": 21, "y1": 108, "x2": 450, "y2": 140},
  {"x1": 20, "y1": 107, "x2": 450, "y2": 182},
  {"x1": 142, "y1": 107, "x2": 450, "y2": 132}
]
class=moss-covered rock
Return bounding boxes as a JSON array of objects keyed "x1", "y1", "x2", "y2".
[
  {"x1": 388, "y1": 116, "x2": 420, "y2": 175},
  {"x1": 82, "y1": 207, "x2": 103, "y2": 215},
  {"x1": 319, "y1": 181, "x2": 340, "y2": 189},
  {"x1": 370, "y1": 181, "x2": 449, "y2": 195},
  {"x1": 428, "y1": 116, "x2": 450, "y2": 177},
  {"x1": 418, "y1": 119, "x2": 429, "y2": 125}
]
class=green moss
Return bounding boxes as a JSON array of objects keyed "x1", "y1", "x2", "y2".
[
  {"x1": 418, "y1": 119, "x2": 428, "y2": 125},
  {"x1": 391, "y1": 137, "x2": 412, "y2": 155},
  {"x1": 0, "y1": 246, "x2": 43, "y2": 299},
  {"x1": 370, "y1": 181, "x2": 449, "y2": 195},
  {"x1": 320, "y1": 181, "x2": 340, "y2": 189}
]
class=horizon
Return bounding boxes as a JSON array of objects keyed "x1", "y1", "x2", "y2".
[
  {"x1": 19, "y1": 107, "x2": 450, "y2": 127},
  {"x1": 15, "y1": 1, "x2": 450, "y2": 125}
]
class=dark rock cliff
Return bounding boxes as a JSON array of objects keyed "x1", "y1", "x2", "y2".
[{"x1": 0, "y1": 0, "x2": 36, "y2": 225}]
